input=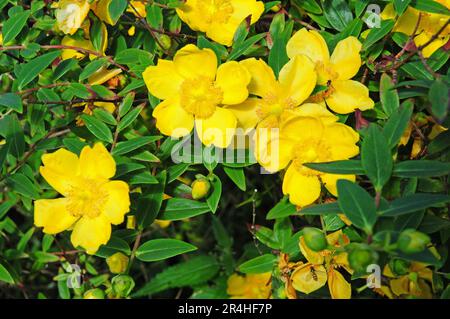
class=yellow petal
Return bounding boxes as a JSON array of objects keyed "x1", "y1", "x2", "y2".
[
  {"x1": 293, "y1": 103, "x2": 338, "y2": 125},
  {"x1": 380, "y1": 3, "x2": 396, "y2": 20},
  {"x1": 254, "y1": 134, "x2": 294, "y2": 173},
  {"x1": 176, "y1": 0, "x2": 209, "y2": 32},
  {"x1": 321, "y1": 173, "x2": 356, "y2": 196},
  {"x1": 240, "y1": 58, "x2": 278, "y2": 97},
  {"x1": 330, "y1": 37, "x2": 362, "y2": 81},
  {"x1": 127, "y1": 0, "x2": 147, "y2": 18},
  {"x1": 322, "y1": 122, "x2": 360, "y2": 160},
  {"x1": 226, "y1": 98, "x2": 260, "y2": 131},
  {"x1": 100, "y1": 181, "x2": 130, "y2": 225},
  {"x1": 390, "y1": 276, "x2": 410, "y2": 296},
  {"x1": 94, "y1": 101, "x2": 116, "y2": 113},
  {"x1": 88, "y1": 67, "x2": 122, "y2": 85},
  {"x1": 326, "y1": 230, "x2": 350, "y2": 247},
  {"x1": 152, "y1": 98, "x2": 194, "y2": 138},
  {"x1": 227, "y1": 274, "x2": 247, "y2": 296},
  {"x1": 40, "y1": 148, "x2": 80, "y2": 196},
  {"x1": 326, "y1": 80, "x2": 374, "y2": 114},
  {"x1": 206, "y1": 20, "x2": 241, "y2": 47},
  {"x1": 143, "y1": 59, "x2": 184, "y2": 100},
  {"x1": 282, "y1": 165, "x2": 322, "y2": 207},
  {"x1": 61, "y1": 36, "x2": 94, "y2": 60},
  {"x1": 280, "y1": 115, "x2": 324, "y2": 142},
  {"x1": 328, "y1": 268, "x2": 351, "y2": 299},
  {"x1": 414, "y1": 32, "x2": 449, "y2": 58},
  {"x1": 393, "y1": 7, "x2": 420, "y2": 35},
  {"x1": 78, "y1": 143, "x2": 116, "y2": 180},
  {"x1": 287, "y1": 28, "x2": 330, "y2": 63},
  {"x1": 56, "y1": 0, "x2": 90, "y2": 35},
  {"x1": 299, "y1": 236, "x2": 324, "y2": 264},
  {"x1": 291, "y1": 263, "x2": 327, "y2": 294},
  {"x1": 195, "y1": 107, "x2": 237, "y2": 148},
  {"x1": 34, "y1": 198, "x2": 78, "y2": 234},
  {"x1": 70, "y1": 215, "x2": 111, "y2": 254},
  {"x1": 173, "y1": 44, "x2": 217, "y2": 80},
  {"x1": 231, "y1": 0, "x2": 265, "y2": 25},
  {"x1": 215, "y1": 61, "x2": 250, "y2": 105},
  {"x1": 278, "y1": 55, "x2": 317, "y2": 106},
  {"x1": 91, "y1": 0, "x2": 116, "y2": 25}
]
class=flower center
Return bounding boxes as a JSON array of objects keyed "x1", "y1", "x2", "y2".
[
  {"x1": 315, "y1": 61, "x2": 338, "y2": 85},
  {"x1": 257, "y1": 93, "x2": 295, "y2": 120},
  {"x1": 66, "y1": 179, "x2": 108, "y2": 218},
  {"x1": 291, "y1": 140, "x2": 331, "y2": 176},
  {"x1": 202, "y1": 0, "x2": 234, "y2": 24},
  {"x1": 179, "y1": 76, "x2": 223, "y2": 119}
]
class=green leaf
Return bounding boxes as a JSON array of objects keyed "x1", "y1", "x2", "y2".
[
  {"x1": 81, "y1": 114, "x2": 113, "y2": 143},
  {"x1": 17, "y1": 50, "x2": 60, "y2": 89},
  {"x1": 380, "y1": 73, "x2": 399, "y2": 116},
  {"x1": 129, "y1": 171, "x2": 158, "y2": 185},
  {"x1": 95, "y1": 236, "x2": 131, "y2": 258},
  {"x1": 133, "y1": 256, "x2": 219, "y2": 297},
  {"x1": 382, "y1": 100, "x2": 413, "y2": 148},
  {"x1": 136, "y1": 172, "x2": 166, "y2": 229},
  {"x1": 0, "y1": 262, "x2": 15, "y2": 284},
  {"x1": 0, "y1": 93, "x2": 23, "y2": 113},
  {"x1": 79, "y1": 58, "x2": 108, "y2": 81},
  {"x1": 223, "y1": 166, "x2": 246, "y2": 191},
  {"x1": 93, "y1": 108, "x2": 117, "y2": 125},
  {"x1": 394, "y1": 0, "x2": 411, "y2": 15},
  {"x1": 135, "y1": 239, "x2": 197, "y2": 262},
  {"x1": 2, "y1": 10, "x2": 30, "y2": 44},
  {"x1": 6, "y1": 173, "x2": 39, "y2": 199},
  {"x1": 112, "y1": 136, "x2": 161, "y2": 156},
  {"x1": 266, "y1": 197, "x2": 297, "y2": 219},
  {"x1": 337, "y1": 180, "x2": 377, "y2": 234},
  {"x1": 299, "y1": 202, "x2": 341, "y2": 215},
  {"x1": 361, "y1": 124, "x2": 393, "y2": 191},
  {"x1": 117, "y1": 105, "x2": 143, "y2": 132},
  {"x1": 393, "y1": 160, "x2": 450, "y2": 177},
  {"x1": 429, "y1": 78, "x2": 448, "y2": 120},
  {"x1": 379, "y1": 194, "x2": 450, "y2": 217},
  {"x1": 108, "y1": 0, "x2": 128, "y2": 24},
  {"x1": 206, "y1": 175, "x2": 222, "y2": 214},
  {"x1": 227, "y1": 33, "x2": 265, "y2": 61},
  {"x1": 362, "y1": 19, "x2": 395, "y2": 51},
  {"x1": 322, "y1": 0, "x2": 353, "y2": 31},
  {"x1": 167, "y1": 163, "x2": 190, "y2": 183},
  {"x1": 303, "y1": 160, "x2": 364, "y2": 175},
  {"x1": 1, "y1": 113, "x2": 25, "y2": 157},
  {"x1": 159, "y1": 198, "x2": 211, "y2": 220},
  {"x1": 410, "y1": 0, "x2": 450, "y2": 14},
  {"x1": 238, "y1": 254, "x2": 276, "y2": 274},
  {"x1": 146, "y1": 5, "x2": 163, "y2": 29},
  {"x1": 33, "y1": 252, "x2": 60, "y2": 263}
]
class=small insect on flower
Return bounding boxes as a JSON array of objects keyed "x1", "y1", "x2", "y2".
[{"x1": 34, "y1": 143, "x2": 130, "y2": 254}]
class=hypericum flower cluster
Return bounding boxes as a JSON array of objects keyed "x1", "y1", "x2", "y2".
[{"x1": 34, "y1": 143, "x2": 130, "y2": 254}]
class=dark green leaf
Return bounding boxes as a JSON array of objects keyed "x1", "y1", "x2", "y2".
[{"x1": 135, "y1": 239, "x2": 197, "y2": 262}]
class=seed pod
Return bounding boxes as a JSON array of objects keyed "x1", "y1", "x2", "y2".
[
  {"x1": 348, "y1": 244, "x2": 378, "y2": 273},
  {"x1": 397, "y1": 229, "x2": 430, "y2": 254},
  {"x1": 302, "y1": 227, "x2": 327, "y2": 252},
  {"x1": 83, "y1": 288, "x2": 105, "y2": 299},
  {"x1": 111, "y1": 274, "x2": 135, "y2": 298}
]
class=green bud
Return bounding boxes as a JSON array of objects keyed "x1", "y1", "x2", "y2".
[
  {"x1": 302, "y1": 227, "x2": 327, "y2": 252},
  {"x1": 83, "y1": 288, "x2": 105, "y2": 299},
  {"x1": 389, "y1": 258, "x2": 410, "y2": 276},
  {"x1": 111, "y1": 274, "x2": 135, "y2": 298},
  {"x1": 191, "y1": 178, "x2": 211, "y2": 200},
  {"x1": 157, "y1": 35, "x2": 172, "y2": 51},
  {"x1": 397, "y1": 229, "x2": 430, "y2": 254},
  {"x1": 348, "y1": 244, "x2": 378, "y2": 273}
]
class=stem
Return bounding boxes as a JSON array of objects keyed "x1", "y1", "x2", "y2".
[{"x1": 127, "y1": 230, "x2": 143, "y2": 274}]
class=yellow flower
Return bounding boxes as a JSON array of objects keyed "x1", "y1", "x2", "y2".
[
  {"x1": 127, "y1": 0, "x2": 147, "y2": 18},
  {"x1": 176, "y1": 0, "x2": 265, "y2": 46},
  {"x1": 61, "y1": 22, "x2": 107, "y2": 60},
  {"x1": 226, "y1": 56, "x2": 317, "y2": 133},
  {"x1": 106, "y1": 252, "x2": 129, "y2": 274},
  {"x1": 291, "y1": 230, "x2": 352, "y2": 299},
  {"x1": 286, "y1": 29, "x2": 374, "y2": 114},
  {"x1": 381, "y1": 2, "x2": 450, "y2": 57},
  {"x1": 143, "y1": 44, "x2": 251, "y2": 148},
  {"x1": 256, "y1": 104, "x2": 359, "y2": 206},
  {"x1": 381, "y1": 262, "x2": 434, "y2": 299},
  {"x1": 55, "y1": 0, "x2": 91, "y2": 35},
  {"x1": 227, "y1": 272, "x2": 272, "y2": 299},
  {"x1": 34, "y1": 143, "x2": 130, "y2": 254}
]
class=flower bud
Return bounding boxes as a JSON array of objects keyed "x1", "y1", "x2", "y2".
[
  {"x1": 397, "y1": 229, "x2": 430, "y2": 254},
  {"x1": 106, "y1": 252, "x2": 129, "y2": 274},
  {"x1": 302, "y1": 227, "x2": 327, "y2": 252},
  {"x1": 111, "y1": 274, "x2": 135, "y2": 298},
  {"x1": 348, "y1": 244, "x2": 378, "y2": 273},
  {"x1": 126, "y1": 215, "x2": 136, "y2": 230},
  {"x1": 389, "y1": 258, "x2": 410, "y2": 276},
  {"x1": 191, "y1": 178, "x2": 211, "y2": 200},
  {"x1": 83, "y1": 288, "x2": 105, "y2": 299},
  {"x1": 157, "y1": 35, "x2": 172, "y2": 51}
]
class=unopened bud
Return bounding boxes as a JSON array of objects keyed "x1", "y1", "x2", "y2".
[
  {"x1": 111, "y1": 274, "x2": 135, "y2": 298},
  {"x1": 83, "y1": 288, "x2": 105, "y2": 299},
  {"x1": 389, "y1": 258, "x2": 410, "y2": 276},
  {"x1": 191, "y1": 178, "x2": 211, "y2": 200},
  {"x1": 348, "y1": 244, "x2": 378, "y2": 273},
  {"x1": 302, "y1": 227, "x2": 327, "y2": 252},
  {"x1": 106, "y1": 252, "x2": 129, "y2": 274},
  {"x1": 398, "y1": 229, "x2": 430, "y2": 254}
]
